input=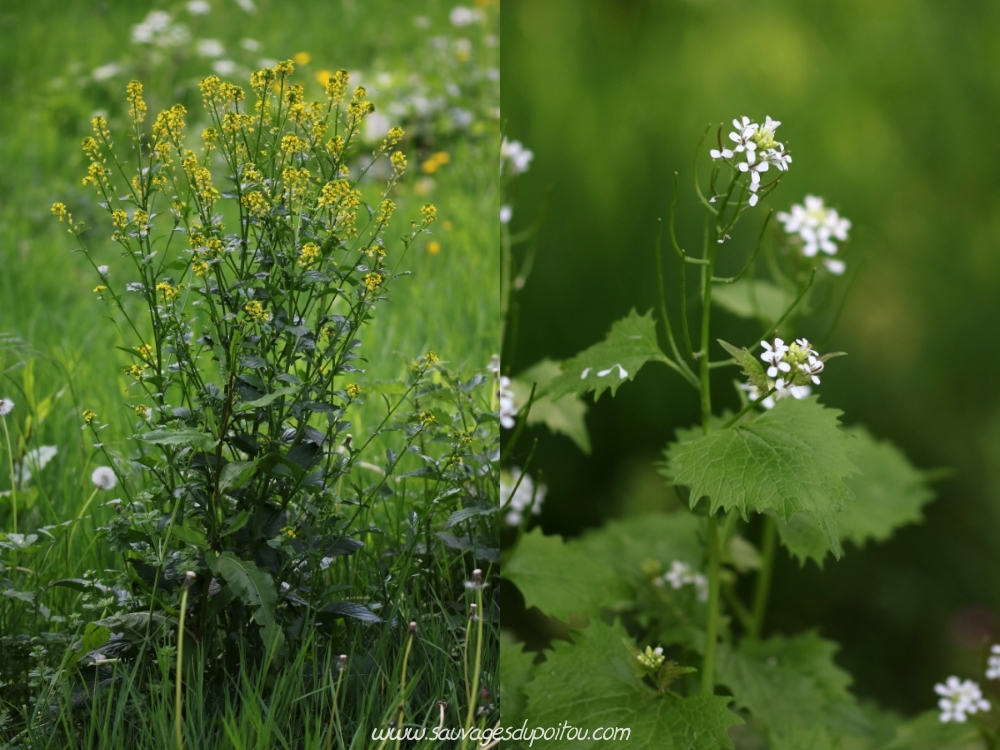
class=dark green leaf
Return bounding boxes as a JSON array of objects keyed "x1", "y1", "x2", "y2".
[
  {"x1": 137, "y1": 428, "x2": 217, "y2": 451},
  {"x1": 208, "y1": 552, "x2": 284, "y2": 657},
  {"x1": 547, "y1": 309, "x2": 667, "y2": 401},
  {"x1": 663, "y1": 397, "x2": 858, "y2": 558},
  {"x1": 717, "y1": 339, "x2": 769, "y2": 392},
  {"x1": 713, "y1": 278, "x2": 793, "y2": 323},
  {"x1": 524, "y1": 620, "x2": 740, "y2": 749},
  {"x1": 512, "y1": 359, "x2": 591, "y2": 453}
]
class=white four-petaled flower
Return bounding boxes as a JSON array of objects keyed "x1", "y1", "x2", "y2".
[
  {"x1": 710, "y1": 116, "x2": 792, "y2": 207},
  {"x1": 935, "y1": 676, "x2": 991, "y2": 723},
  {"x1": 987, "y1": 645, "x2": 1000, "y2": 680},
  {"x1": 499, "y1": 375, "x2": 516, "y2": 430},
  {"x1": 777, "y1": 195, "x2": 851, "y2": 275},
  {"x1": 501, "y1": 138, "x2": 534, "y2": 176},
  {"x1": 500, "y1": 467, "x2": 546, "y2": 527}
]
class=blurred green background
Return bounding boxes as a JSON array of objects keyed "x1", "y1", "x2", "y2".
[{"x1": 501, "y1": 0, "x2": 1000, "y2": 715}]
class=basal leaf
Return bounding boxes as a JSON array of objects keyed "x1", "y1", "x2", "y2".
[
  {"x1": 776, "y1": 426, "x2": 934, "y2": 566},
  {"x1": 512, "y1": 359, "x2": 591, "y2": 453},
  {"x1": 547, "y1": 309, "x2": 666, "y2": 401},
  {"x1": 524, "y1": 620, "x2": 740, "y2": 749},
  {"x1": 663, "y1": 396, "x2": 858, "y2": 558},
  {"x1": 503, "y1": 513, "x2": 702, "y2": 625},
  {"x1": 718, "y1": 339, "x2": 769, "y2": 392},
  {"x1": 713, "y1": 278, "x2": 793, "y2": 324},
  {"x1": 717, "y1": 632, "x2": 868, "y2": 750},
  {"x1": 208, "y1": 552, "x2": 284, "y2": 658}
]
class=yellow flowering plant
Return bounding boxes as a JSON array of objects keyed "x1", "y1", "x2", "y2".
[{"x1": 51, "y1": 64, "x2": 447, "y2": 673}]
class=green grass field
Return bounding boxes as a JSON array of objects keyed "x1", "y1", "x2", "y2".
[{"x1": 0, "y1": 1, "x2": 499, "y2": 746}]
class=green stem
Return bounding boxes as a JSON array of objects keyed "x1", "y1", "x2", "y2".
[
  {"x1": 2, "y1": 417, "x2": 16, "y2": 535},
  {"x1": 749, "y1": 515, "x2": 778, "y2": 639},
  {"x1": 701, "y1": 514, "x2": 721, "y2": 696},
  {"x1": 175, "y1": 575, "x2": 194, "y2": 750},
  {"x1": 654, "y1": 219, "x2": 698, "y2": 387}
]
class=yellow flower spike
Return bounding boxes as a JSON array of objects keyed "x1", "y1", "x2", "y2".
[
  {"x1": 420, "y1": 203, "x2": 437, "y2": 224},
  {"x1": 293, "y1": 51, "x2": 312, "y2": 66},
  {"x1": 156, "y1": 281, "x2": 180, "y2": 302},
  {"x1": 192, "y1": 259, "x2": 210, "y2": 277},
  {"x1": 126, "y1": 81, "x2": 147, "y2": 123},
  {"x1": 298, "y1": 242, "x2": 320, "y2": 268},
  {"x1": 51, "y1": 203, "x2": 67, "y2": 221},
  {"x1": 274, "y1": 59, "x2": 295, "y2": 76},
  {"x1": 391, "y1": 151, "x2": 407, "y2": 175},
  {"x1": 346, "y1": 383, "x2": 361, "y2": 399},
  {"x1": 324, "y1": 70, "x2": 349, "y2": 104},
  {"x1": 364, "y1": 272, "x2": 383, "y2": 292},
  {"x1": 82, "y1": 410, "x2": 97, "y2": 425}
]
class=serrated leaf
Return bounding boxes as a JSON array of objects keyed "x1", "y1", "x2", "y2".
[
  {"x1": 776, "y1": 426, "x2": 934, "y2": 566},
  {"x1": 713, "y1": 278, "x2": 792, "y2": 323},
  {"x1": 717, "y1": 632, "x2": 868, "y2": 750},
  {"x1": 718, "y1": 339, "x2": 769, "y2": 392},
  {"x1": 512, "y1": 359, "x2": 591, "y2": 453},
  {"x1": 499, "y1": 631, "x2": 535, "y2": 727},
  {"x1": 662, "y1": 397, "x2": 858, "y2": 558},
  {"x1": 137, "y1": 428, "x2": 217, "y2": 451},
  {"x1": 208, "y1": 552, "x2": 284, "y2": 658},
  {"x1": 547, "y1": 309, "x2": 666, "y2": 401},
  {"x1": 524, "y1": 620, "x2": 740, "y2": 749},
  {"x1": 503, "y1": 513, "x2": 702, "y2": 625}
]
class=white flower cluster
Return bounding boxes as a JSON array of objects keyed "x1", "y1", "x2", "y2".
[
  {"x1": 710, "y1": 116, "x2": 792, "y2": 207},
  {"x1": 499, "y1": 376, "x2": 517, "y2": 430},
  {"x1": 987, "y1": 644, "x2": 1000, "y2": 680},
  {"x1": 501, "y1": 138, "x2": 534, "y2": 176},
  {"x1": 131, "y1": 11, "x2": 191, "y2": 48},
  {"x1": 450, "y1": 6, "x2": 484, "y2": 26},
  {"x1": 777, "y1": 196, "x2": 851, "y2": 275},
  {"x1": 0, "y1": 397, "x2": 13, "y2": 416},
  {"x1": 763, "y1": 337, "x2": 824, "y2": 384},
  {"x1": 739, "y1": 380, "x2": 811, "y2": 410},
  {"x1": 500, "y1": 467, "x2": 546, "y2": 527},
  {"x1": 654, "y1": 560, "x2": 708, "y2": 602},
  {"x1": 935, "y1": 676, "x2": 991, "y2": 723}
]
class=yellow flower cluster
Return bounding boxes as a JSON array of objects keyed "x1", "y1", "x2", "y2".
[
  {"x1": 299, "y1": 242, "x2": 320, "y2": 268},
  {"x1": 424, "y1": 351, "x2": 440, "y2": 365},
  {"x1": 181, "y1": 153, "x2": 220, "y2": 210},
  {"x1": 151, "y1": 104, "x2": 186, "y2": 144},
  {"x1": 281, "y1": 134, "x2": 308, "y2": 155},
  {"x1": 391, "y1": 151, "x2": 407, "y2": 175},
  {"x1": 346, "y1": 86, "x2": 374, "y2": 129},
  {"x1": 324, "y1": 69, "x2": 349, "y2": 105},
  {"x1": 51, "y1": 203, "x2": 67, "y2": 220},
  {"x1": 244, "y1": 300, "x2": 270, "y2": 322},
  {"x1": 364, "y1": 272, "x2": 383, "y2": 292},
  {"x1": 126, "y1": 81, "x2": 147, "y2": 123},
  {"x1": 375, "y1": 199, "x2": 395, "y2": 227},
  {"x1": 242, "y1": 191, "x2": 270, "y2": 217},
  {"x1": 137, "y1": 343, "x2": 155, "y2": 362},
  {"x1": 274, "y1": 59, "x2": 295, "y2": 76},
  {"x1": 156, "y1": 281, "x2": 180, "y2": 302},
  {"x1": 317, "y1": 179, "x2": 362, "y2": 236},
  {"x1": 192, "y1": 259, "x2": 210, "y2": 277},
  {"x1": 92, "y1": 115, "x2": 111, "y2": 142},
  {"x1": 422, "y1": 151, "x2": 451, "y2": 174},
  {"x1": 125, "y1": 364, "x2": 145, "y2": 381},
  {"x1": 418, "y1": 411, "x2": 436, "y2": 426},
  {"x1": 93, "y1": 285, "x2": 107, "y2": 294},
  {"x1": 379, "y1": 126, "x2": 405, "y2": 154},
  {"x1": 82, "y1": 409, "x2": 97, "y2": 425},
  {"x1": 421, "y1": 203, "x2": 438, "y2": 224},
  {"x1": 346, "y1": 383, "x2": 361, "y2": 398},
  {"x1": 282, "y1": 167, "x2": 312, "y2": 204}
]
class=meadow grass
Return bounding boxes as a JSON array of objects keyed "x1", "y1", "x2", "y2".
[{"x1": 0, "y1": 1, "x2": 499, "y2": 746}]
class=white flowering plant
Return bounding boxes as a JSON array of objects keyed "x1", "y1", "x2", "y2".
[{"x1": 498, "y1": 120, "x2": 957, "y2": 747}]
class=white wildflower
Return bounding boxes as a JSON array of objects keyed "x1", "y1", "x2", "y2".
[
  {"x1": 777, "y1": 196, "x2": 851, "y2": 275},
  {"x1": 91, "y1": 63, "x2": 122, "y2": 82},
  {"x1": 91, "y1": 466, "x2": 117, "y2": 491},
  {"x1": 501, "y1": 138, "x2": 533, "y2": 176},
  {"x1": 196, "y1": 38, "x2": 225, "y2": 57},
  {"x1": 450, "y1": 6, "x2": 483, "y2": 26},
  {"x1": 131, "y1": 11, "x2": 190, "y2": 47},
  {"x1": 656, "y1": 560, "x2": 708, "y2": 601},
  {"x1": 739, "y1": 380, "x2": 811, "y2": 410},
  {"x1": 500, "y1": 205, "x2": 512, "y2": 224},
  {"x1": 935, "y1": 677, "x2": 990, "y2": 723},
  {"x1": 97, "y1": 265, "x2": 109, "y2": 277},
  {"x1": 500, "y1": 467, "x2": 546, "y2": 527},
  {"x1": 760, "y1": 337, "x2": 824, "y2": 387},
  {"x1": 212, "y1": 59, "x2": 237, "y2": 75},
  {"x1": 0, "y1": 398, "x2": 13, "y2": 416},
  {"x1": 499, "y1": 375, "x2": 516, "y2": 430},
  {"x1": 234, "y1": 0, "x2": 256, "y2": 12},
  {"x1": 714, "y1": 115, "x2": 791, "y2": 206},
  {"x1": 240, "y1": 38, "x2": 261, "y2": 51},
  {"x1": 987, "y1": 645, "x2": 1000, "y2": 680},
  {"x1": 186, "y1": 0, "x2": 211, "y2": 14}
]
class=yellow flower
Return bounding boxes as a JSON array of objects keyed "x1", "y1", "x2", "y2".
[
  {"x1": 418, "y1": 411, "x2": 436, "y2": 426},
  {"x1": 280, "y1": 525, "x2": 298, "y2": 538},
  {"x1": 244, "y1": 300, "x2": 270, "y2": 322},
  {"x1": 192, "y1": 259, "x2": 210, "y2": 277},
  {"x1": 424, "y1": 352, "x2": 439, "y2": 365},
  {"x1": 390, "y1": 151, "x2": 407, "y2": 175},
  {"x1": 324, "y1": 70, "x2": 349, "y2": 104},
  {"x1": 364, "y1": 272, "x2": 382, "y2": 292},
  {"x1": 126, "y1": 81, "x2": 147, "y2": 123},
  {"x1": 274, "y1": 60, "x2": 295, "y2": 76},
  {"x1": 421, "y1": 203, "x2": 437, "y2": 224},
  {"x1": 346, "y1": 383, "x2": 361, "y2": 398},
  {"x1": 156, "y1": 281, "x2": 180, "y2": 302},
  {"x1": 51, "y1": 203, "x2": 67, "y2": 220},
  {"x1": 133, "y1": 405, "x2": 151, "y2": 419},
  {"x1": 299, "y1": 242, "x2": 320, "y2": 267},
  {"x1": 293, "y1": 51, "x2": 312, "y2": 66},
  {"x1": 427, "y1": 240, "x2": 441, "y2": 255},
  {"x1": 137, "y1": 343, "x2": 155, "y2": 360},
  {"x1": 375, "y1": 199, "x2": 395, "y2": 227},
  {"x1": 82, "y1": 409, "x2": 97, "y2": 425},
  {"x1": 93, "y1": 285, "x2": 107, "y2": 294},
  {"x1": 125, "y1": 364, "x2": 145, "y2": 380}
]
